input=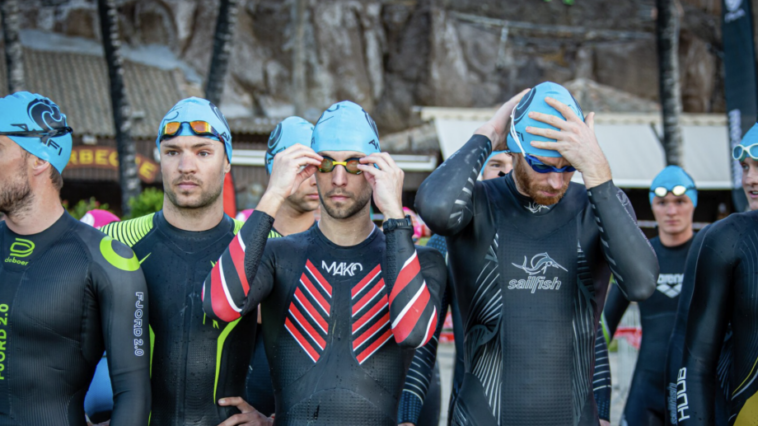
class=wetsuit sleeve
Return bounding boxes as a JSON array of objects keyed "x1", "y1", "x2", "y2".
[
  {"x1": 414, "y1": 135, "x2": 492, "y2": 236},
  {"x1": 679, "y1": 222, "x2": 736, "y2": 426},
  {"x1": 587, "y1": 182, "x2": 657, "y2": 301},
  {"x1": 202, "y1": 210, "x2": 276, "y2": 323},
  {"x1": 384, "y1": 226, "x2": 446, "y2": 348},
  {"x1": 602, "y1": 278, "x2": 630, "y2": 339},
  {"x1": 398, "y1": 283, "x2": 450, "y2": 424},
  {"x1": 91, "y1": 240, "x2": 151, "y2": 425},
  {"x1": 594, "y1": 324, "x2": 611, "y2": 422},
  {"x1": 664, "y1": 227, "x2": 708, "y2": 426}
]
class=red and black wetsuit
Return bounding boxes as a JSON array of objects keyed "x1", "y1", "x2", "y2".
[
  {"x1": 415, "y1": 134, "x2": 658, "y2": 425},
  {"x1": 203, "y1": 211, "x2": 446, "y2": 425}
]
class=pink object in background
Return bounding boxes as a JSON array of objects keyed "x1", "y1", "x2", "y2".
[
  {"x1": 80, "y1": 209, "x2": 120, "y2": 229},
  {"x1": 236, "y1": 209, "x2": 254, "y2": 222},
  {"x1": 402, "y1": 207, "x2": 431, "y2": 240}
]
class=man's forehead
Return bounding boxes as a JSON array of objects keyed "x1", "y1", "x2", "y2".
[
  {"x1": 161, "y1": 135, "x2": 220, "y2": 148},
  {"x1": 319, "y1": 150, "x2": 365, "y2": 159}
]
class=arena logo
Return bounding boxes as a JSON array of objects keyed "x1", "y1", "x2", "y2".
[
  {"x1": 725, "y1": 0, "x2": 745, "y2": 22},
  {"x1": 322, "y1": 261, "x2": 363, "y2": 277},
  {"x1": 508, "y1": 253, "x2": 567, "y2": 293},
  {"x1": 657, "y1": 273, "x2": 683, "y2": 298}
]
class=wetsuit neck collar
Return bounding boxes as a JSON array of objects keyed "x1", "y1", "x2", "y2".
[
  {"x1": 313, "y1": 222, "x2": 379, "y2": 251},
  {"x1": 504, "y1": 172, "x2": 556, "y2": 215},
  {"x1": 155, "y1": 210, "x2": 234, "y2": 251},
  {"x1": 2, "y1": 211, "x2": 76, "y2": 268},
  {"x1": 653, "y1": 234, "x2": 694, "y2": 251}
]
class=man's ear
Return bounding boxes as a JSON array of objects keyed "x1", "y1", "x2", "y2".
[{"x1": 30, "y1": 156, "x2": 52, "y2": 178}]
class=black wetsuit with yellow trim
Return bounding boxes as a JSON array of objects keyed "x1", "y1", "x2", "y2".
[
  {"x1": 101, "y1": 211, "x2": 256, "y2": 426},
  {"x1": 415, "y1": 134, "x2": 658, "y2": 425},
  {"x1": 0, "y1": 212, "x2": 150, "y2": 425},
  {"x1": 679, "y1": 211, "x2": 758, "y2": 425}
]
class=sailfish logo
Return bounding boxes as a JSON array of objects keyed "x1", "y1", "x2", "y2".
[{"x1": 512, "y1": 253, "x2": 567, "y2": 276}]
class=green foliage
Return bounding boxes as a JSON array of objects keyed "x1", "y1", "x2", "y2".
[
  {"x1": 126, "y1": 188, "x2": 164, "y2": 219},
  {"x1": 63, "y1": 197, "x2": 111, "y2": 220}
]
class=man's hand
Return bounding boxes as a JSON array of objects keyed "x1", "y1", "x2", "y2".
[
  {"x1": 257, "y1": 144, "x2": 322, "y2": 217},
  {"x1": 526, "y1": 97, "x2": 612, "y2": 189},
  {"x1": 216, "y1": 397, "x2": 274, "y2": 426},
  {"x1": 358, "y1": 153, "x2": 405, "y2": 220},
  {"x1": 474, "y1": 88, "x2": 531, "y2": 149}
]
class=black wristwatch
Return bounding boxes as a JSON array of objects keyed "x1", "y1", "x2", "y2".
[{"x1": 383, "y1": 215, "x2": 413, "y2": 232}]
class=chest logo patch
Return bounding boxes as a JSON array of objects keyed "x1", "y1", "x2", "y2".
[
  {"x1": 509, "y1": 252, "x2": 567, "y2": 293},
  {"x1": 285, "y1": 260, "x2": 333, "y2": 363},
  {"x1": 657, "y1": 273, "x2": 683, "y2": 298},
  {"x1": 5, "y1": 238, "x2": 34, "y2": 266},
  {"x1": 322, "y1": 261, "x2": 363, "y2": 276}
]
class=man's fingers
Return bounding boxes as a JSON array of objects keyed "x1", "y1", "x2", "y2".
[
  {"x1": 218, "y1": 396, "x2": 254, "y2": 412},
  {"x1": 544, "y1": 97, "x2": 581, "y2": 123},
  {"x1": 529, "y1": 141, "x2": 564, "y2": 151},
  {"x1": 525, "y1": 126, "x2": 563, "y2": 141},
  {"x1": 356, "y1": 163, "x2": 381, "y2": 177},
  {"x1": 527, "y1": 111, "x2": 571, "y2": 131},
  {"x1": 586, "y1": 112, "x2": 596, "y2": 131}
]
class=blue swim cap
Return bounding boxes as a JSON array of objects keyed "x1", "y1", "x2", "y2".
[
  {"x1": 265, "y1": 116, "x2": 314, "y2": 174},
  {"x1": 0, "y1": 92, "x2": 72, "y2": 173},
  {"x1": 506, "y1": 82, "x2": 584, "y2": 158},
  {"x1": 649, "y1": 165, "x2": 698, "y2": 207},
  {"x1": 156, "y1": 97, "x2": 232, "y2": 163},
  {"x1": 311, "y1": 101, "x2": 380, "y2": 155}
]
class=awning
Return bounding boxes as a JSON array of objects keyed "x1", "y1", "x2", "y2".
[{"x1": 420, "y1": 108, "x2": 732, "y2": 189}]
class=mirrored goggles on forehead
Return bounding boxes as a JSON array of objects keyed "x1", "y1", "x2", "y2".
[
  {"x1": 508, "y1": 108, "x2": 576, "y2": 174},
  {"x1": 732, "y1": 143, "x2": 758, "y2": 161},
  {"x1": 160, "y1": 121, "x2": 226, "y2": 143},
  {"x1": 650, "y1": 185, "x2": 693, "y2": 198},
  {"x1": 318, "y1": 156, "x2": 363, "y2": 175}
]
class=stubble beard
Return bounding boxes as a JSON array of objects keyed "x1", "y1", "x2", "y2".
[
  {"x1": 165, "y1": 175, "x2": 222, "y2": 212},
  {"x1": 0, "y1": 163, "x2": 33, "y2": 217},
  {"x1": 513, "y1": 156, "x2": 568, "y2": 206},
  {"x1": 318, "y1": 188, "x2": 372, "y2": 220}
]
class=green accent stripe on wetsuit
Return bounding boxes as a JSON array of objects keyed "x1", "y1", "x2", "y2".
[
  {"x1": 214, "y1": 318, "x2": 242, "y2": 401},
  {"x1": 268, "y1": 229, "x2": 283, "y2": 239},
  {"x1": 101, "y1": 213, "x2": 155, "y2": 248},
  {"x1": 233, "y1": 219, "x2": 244, "y2": 235}
]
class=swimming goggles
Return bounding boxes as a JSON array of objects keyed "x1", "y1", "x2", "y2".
[
  {"x1": 732, "y1": 143, "x2": 758, "y2": 161},
  {"x1": 318, "y1": 156, "x2": 363, "y2": 175},
  {"x1": 159, "y1": 121, "x2": 227, "y2": 143},
  {"x1": 650, "y1": 185, "x2": 694, "y2": 198}
]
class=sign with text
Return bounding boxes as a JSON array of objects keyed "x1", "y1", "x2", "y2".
[{"x1": 67, "y1": 146, "x2": 159, "y2": 183}]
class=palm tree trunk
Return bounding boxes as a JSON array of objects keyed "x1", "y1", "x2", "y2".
[
  {"x1": 205, "y1": 0, "x2": 240, "y2": 106},
  {"x1": 0, "y1": 0, "x2": 24, "y2": 93},
  {"x1": 656, "y1": 0, "x2": 684, "y2": 166},
  {"x1": 97, "y1": 0, "x2": 140, "y2": 216},
  {"x1": 292, "y1": 0, "x2": 306, "y2": 117}
]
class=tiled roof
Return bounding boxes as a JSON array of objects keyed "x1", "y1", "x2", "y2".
[{"x1": 0, "y1": 47, "x2": 186, "y2": 139}]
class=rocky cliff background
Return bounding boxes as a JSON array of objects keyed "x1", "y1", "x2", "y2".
[{"x1": 11, "y1": 0, "x2": 754, "y2": 133}]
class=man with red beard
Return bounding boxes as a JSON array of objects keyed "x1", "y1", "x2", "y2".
[{"x1": 416, "y1": 82, "x2": 658, "y2": 425}]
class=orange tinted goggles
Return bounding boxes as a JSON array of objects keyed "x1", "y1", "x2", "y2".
[
  {"x1": 160, "y1": 121, "x2": 225, "y2": 142},
  {"x1": 318, "y1": 157, "x2": 363, "y2": 175}
]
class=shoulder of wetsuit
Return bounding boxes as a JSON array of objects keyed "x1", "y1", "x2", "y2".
[
  {"x1": 100, "y1": 213, "x2": 156, "y2": 248},
  {"x1": 74, "y1": 221, "x2": 142, "y2": 275},
  {"x1": 232, "y1": 217, "x2": 245, "y2": 235}
]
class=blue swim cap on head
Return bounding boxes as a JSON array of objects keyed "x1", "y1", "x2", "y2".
[
  {"x1": 311, "y1": 101, "x2": 380, "y2": 155},
  {"x1": 649, "y1": 165, "x2": 698, "y2": 207},
  {"x1": 506, "y1": 82, "x2": 584, "y2": 158},
  {"x1": 0, "y1": 91, "x2": 72, "y2": 173},
  {"x1": 265, "y1": 116, "x2": 314, "y2": 174},
  {"x1": 156, "y1": 97, "x2": 232, "y2": 163}
]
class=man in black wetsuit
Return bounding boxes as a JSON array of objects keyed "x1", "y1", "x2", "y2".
[
  {"x1": 603, "y1": 166, "x2": 698, "y2": 426},
  {"x1": 0, "y1": 92, "x2": 150, "y2": 425},
  {"x1": 244, "y1": 116, "x2": 318, "y2": 419},
  {"x1": 398, "y1": 150, "x2": 512, "y2": 426},
  {"x1": 203, "y1": 100, "x2": 446, "y2": 425},
  {"x1": 416, "y1": 82, "x2": 658, "y2": 425},
  {"x1": 101, "y1": 98, "x2": 265, "y2": 426},
  {"x1": 677, "y1": 123, "x2": 758, "y2": 426}
]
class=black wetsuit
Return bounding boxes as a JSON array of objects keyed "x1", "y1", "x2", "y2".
[
  {"x1": 0, "y1": 212, "x2": 150, "y2": 425},
  {"x1": 415, "y1": 134, "x2": 658, "y2": 425},
  {"x1": 604, "y1": 236, "x2": 692, "y2": 425},
  {"x1": 679, "y1": 211, "x2": 758, "y2": 425},
  {"x1": 664, "y1": 225, "x2": 731, "y2": 425},
  {"x1": 101, "y1": 211, "x2": 256, "y2": 426},
  {"x1": 408, "y1": 234, "x2": 611, "y2": 424},
  {"x1": 245, "y1": 228, "x2": 283, "y2": 417},
  {"x1": 203, "y1": 211, "x2": 446, "y2": 425}
]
